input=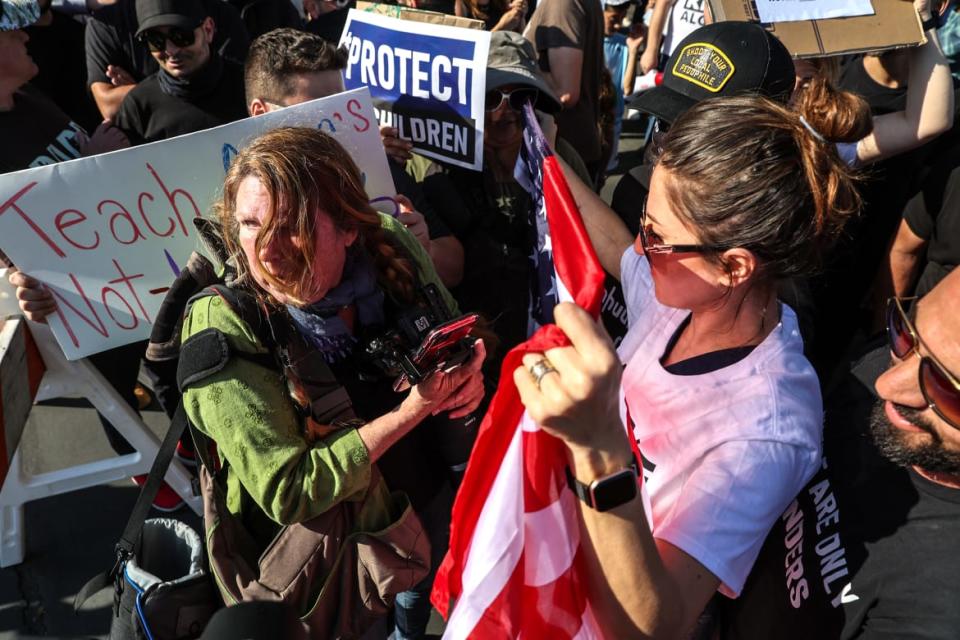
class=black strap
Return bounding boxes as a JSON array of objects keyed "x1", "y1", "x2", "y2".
[{"x1": 74, "y1": 402, "x2": 191, "y2": 612}]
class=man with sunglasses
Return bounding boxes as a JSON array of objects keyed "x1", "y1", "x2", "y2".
[
  {"x1": 722, "y1": 268, "x2": 960, "y2": 639},
  {"x1": 112, "y1": 0, "x2": 247, "y2": 144},
  {"x1": 84, "y1": 0, "x2": 248, "y2": 121}
]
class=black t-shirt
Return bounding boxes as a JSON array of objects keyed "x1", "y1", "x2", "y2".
[
  {"x1": 113, "y1": 59, "x2": 248, "y2": 144},
  {"x1": 903, "y1": 149, "x2": 960, "y2": 298},
  {"x1": 838, "y1": 56, "x2": 907, "y2": 115},
  {"x1": 0, "y1": 84, "x2": 85, "y2": 173},
  {"x1": 389, "y1": 163, "x2": 452, "y2": 240},
  {"x1": 25, "y1": 10, "x2": 102, "y2": 132},
  {"x1": 427, "y1": 162, "x2": 535, "y2": 380},
  {"x1": 722, "y1": 345, "x2": 960, "y2": 640},
  {"x1": 223, "y1": 0, "x2": 301, "y2": 41},
  {"x1": 303, "y1": 5, "x2": 350, "y2": 43},
  {"x1": 85, "y1": 0, "x2": 249, "y2": 88}
]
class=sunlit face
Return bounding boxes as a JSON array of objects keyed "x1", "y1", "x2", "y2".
[
  {"x1": 249, "y1": 71, "x2": 345, "y2": 116},
  {"x1": 0, "y1": 30, "x2": 38, "y2": 87},
  {"x1": 603, "y1": 5, "x2": 628, "y2": 36},
  {"x1": 233, "y1": 175, "x2": 358, "y2": 305},
  {"x1": 635, "y1": 166, "x2": 730, "y2": 310},
  {"x1": 873, "y1": 282, "x2": 960, "y2": 473},
  {"x1": 146, "y1": 19, "x2": 213, "y2": 78},
  {"x1": 791, "y1": 58, "x2": 817, "y2": 100}
]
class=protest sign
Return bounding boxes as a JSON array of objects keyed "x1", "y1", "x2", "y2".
[
  {"x1": 355, "y1": 1, "x2": 484, "y2": 30},
  {"x1": 0, "y1": 88, "x2": 395, "y2": 360},
  {"x1": 340, "y1": 9, "x2": 491, "y2": 170},
  {"x1": 754, "y1": 0, "x2": 874, "y2": 23},
  {"x1": 708, "y1": 0, "x2": 922, "y2": 58}
]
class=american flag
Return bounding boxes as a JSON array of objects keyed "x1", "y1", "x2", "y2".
[{"x1": 431, "y1": 104, "x2": 609, "y2": 638}]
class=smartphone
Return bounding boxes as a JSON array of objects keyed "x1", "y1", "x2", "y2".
[{"x1": 393, "y1": 313, "x2": 479, "y2": 392}]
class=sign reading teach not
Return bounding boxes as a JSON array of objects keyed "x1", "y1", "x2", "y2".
[{"x1": 0, "y1": 88, "x2": 396, "y2": 360}]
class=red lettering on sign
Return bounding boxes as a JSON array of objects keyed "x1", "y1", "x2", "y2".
[
  {"x1": 55, "y1": 209, "x2": 100, "y2": 250},
  {"x1": 0, "y1": 182, "x2": 66, "y2": 258},
  {"x1": 347, "y1": 99, "x2": 371, "y2": 132}
]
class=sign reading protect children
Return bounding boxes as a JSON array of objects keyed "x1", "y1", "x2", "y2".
[
  {"x1": 340, "y1": 9, "x2": 491, "y2": 171},
  {"x1": 0, "y1": 88, "x2": 396, "y2": 360}
]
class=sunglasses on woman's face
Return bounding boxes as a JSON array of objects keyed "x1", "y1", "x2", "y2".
[
  {"x1": 887, "y1": 296, "x2": 960, "y2": 429},
  {"x1": 484, "y1": 87, "x2": 539, "y2": 112},
  {"x1": 137, "y1": 27, "x2": 197, "y2": 52},
  {"x1": 638, "y1": 196, "x2": 724, "y2": 255}
]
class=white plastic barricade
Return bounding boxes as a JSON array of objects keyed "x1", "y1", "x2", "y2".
[{"x1": 0, "y1": 320, "x2": 200, "y2": 567}]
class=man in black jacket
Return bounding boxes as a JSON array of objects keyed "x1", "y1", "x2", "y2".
[{"x1": 113, "y1": 0, "x2": 247, "y2": 144}]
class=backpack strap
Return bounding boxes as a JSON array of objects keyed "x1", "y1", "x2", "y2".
[{"x1": 74, "y1": 402, "x2": 191, "y2": 613}]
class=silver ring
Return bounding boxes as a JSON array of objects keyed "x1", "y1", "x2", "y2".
[{"x1": 528, "y1": 358, "x2": 557, "y2": 390}]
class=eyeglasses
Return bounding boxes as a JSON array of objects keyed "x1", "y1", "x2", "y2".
[
  {"x1": 886, "y1": 296, "x2": 960, "y2": 429},
  {"x1": 638, "y1": 196, "x2": 726, "y2": 255},
  {"x1": 136, "y1": 27, "x2": 197, "y2": 53},
  {"x1": 484, "y1": 87, "x2": 539, "y2": 112}
]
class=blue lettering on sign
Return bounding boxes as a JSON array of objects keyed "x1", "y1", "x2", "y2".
[
  {"x1": 343, "y1": 20, "x2": 475, "y2": 120},
  {"x1": 221, "y1": 143, "x2": 239, "y2": 173}
]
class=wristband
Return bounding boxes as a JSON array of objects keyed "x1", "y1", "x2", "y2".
[
  {"x1": 921, "y1": 15, "x2": 938, "y2": 32},
  {"x1": 565, "y1": 454, "x2": 640, "y2": 512}
]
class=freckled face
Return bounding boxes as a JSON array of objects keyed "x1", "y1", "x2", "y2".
[{"x1": 233, "y1": 175, "x2": 358, "y2": 305}]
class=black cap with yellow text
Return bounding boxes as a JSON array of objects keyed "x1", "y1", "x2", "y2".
[{"x1": 629, "y1": 21, "x2": 795, "y2": 124}]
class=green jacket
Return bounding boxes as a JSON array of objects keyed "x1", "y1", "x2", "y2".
[{"x1": 182, "y1": 213, "x2": 458, "y2": 538}]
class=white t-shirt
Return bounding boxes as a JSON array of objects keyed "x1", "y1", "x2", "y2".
[
  {"x1": 617, "y1": 249, "x2": 823, "y2": 597},
  {"x1": 661, "y1": 0, "x2": 705, "y2": 57}
]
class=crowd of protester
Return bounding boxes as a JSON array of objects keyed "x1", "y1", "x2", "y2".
[{"x1": 2, "y1": 0, "x2": 959, "y2": 635}]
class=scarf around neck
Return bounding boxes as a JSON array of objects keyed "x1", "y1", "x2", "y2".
[
  {"x1": 285, "y1": 247, "x2": 385, "y2": 363},
  {"x1": 157, "y1": 53, "x2": 223, "y2": 99}
]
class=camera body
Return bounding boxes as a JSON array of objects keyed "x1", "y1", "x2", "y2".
[{"x1": 362, "y1": 284, "x2": 478, "y2": 390}]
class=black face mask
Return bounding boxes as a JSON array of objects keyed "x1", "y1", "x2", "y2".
[{"x1": 157, "y1": 52, "x2": 222, "y2": 99}]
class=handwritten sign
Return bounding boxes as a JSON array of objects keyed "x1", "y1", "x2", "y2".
[
  {"x1": 754, "y1": 0, "x2": 875, "y2": 23},
  {"x1": 340, "y1": 9, "x2": 490, "y2": 170},
  {"x1": 0, "y1": 88, "x2": 395, "y2": 360}
]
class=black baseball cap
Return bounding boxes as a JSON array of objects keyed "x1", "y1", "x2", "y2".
[
  {"x1": 135, "y1": 0, "x2": 204, "y2": 36},
  {"x1": 630, "y1": 21, "x2": 795, "y2": 125}
]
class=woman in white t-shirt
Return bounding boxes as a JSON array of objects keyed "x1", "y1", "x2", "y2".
[{"x1": 519, "y1": 95, "x2": 861, "y2": 637}]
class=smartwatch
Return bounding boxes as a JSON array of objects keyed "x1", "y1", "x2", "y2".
[
  {"x1": 921, "y1": 15, "x2": 939, "y2": 31},
  {"x1": 565, "y1": 455, "x2": 640, "y2": 512}
]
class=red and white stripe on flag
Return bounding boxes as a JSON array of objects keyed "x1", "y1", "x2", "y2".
[
  {"x1": 0, "y1": 319, "x2": 45, "y2": 488},
  {"x1": 432, "y1": 155, "x2": 612, "y2": 638}
]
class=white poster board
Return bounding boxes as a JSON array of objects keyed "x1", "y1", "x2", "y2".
[
  {"x1": 340, "y1": 9, "x2": 490, "y2": 171},
  {"x1": 754, "y1": 0, "x2": 875, "y2": 23},
  {"x1": 0, "y1": 88, "x2": 395, "y2": 360}
]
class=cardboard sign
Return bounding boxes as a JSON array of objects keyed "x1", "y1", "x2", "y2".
[
  {"x1": 708, "y1": 0, "x2": 924, "y2": 58},
  {"x1": 754, "y1": 0, "x2": 874, "y2": 24},
  {"x1": 356, "y1": 0, "x2": 484, "y2": 30},
  {"x1": 340, "y1": 9, "x2": 491, "y2": 170},
  {"x1": 0, "y1": 88, "x2": 396, "y2": 360}
]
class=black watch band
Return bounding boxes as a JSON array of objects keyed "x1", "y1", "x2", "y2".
[
  {"x1": 565, "y1": 454, "x2": 640, "y2": 512},
  {"x1": 921, "y1": 15, "x2": 938, "y2": 31}
]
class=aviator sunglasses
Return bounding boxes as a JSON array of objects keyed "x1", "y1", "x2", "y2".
[
  {"x1": 484, "y1": 87, "x2": 539, "y2": 112},
  {"x1": 887, "y1": 296, "x2": 960, "y2": 429},
  {"x1": 638, "y1": 196, "x2": 726, "y2": 255},
  {"x1": 137, "y1": 26, "x2": 198, "y2": 52}
]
